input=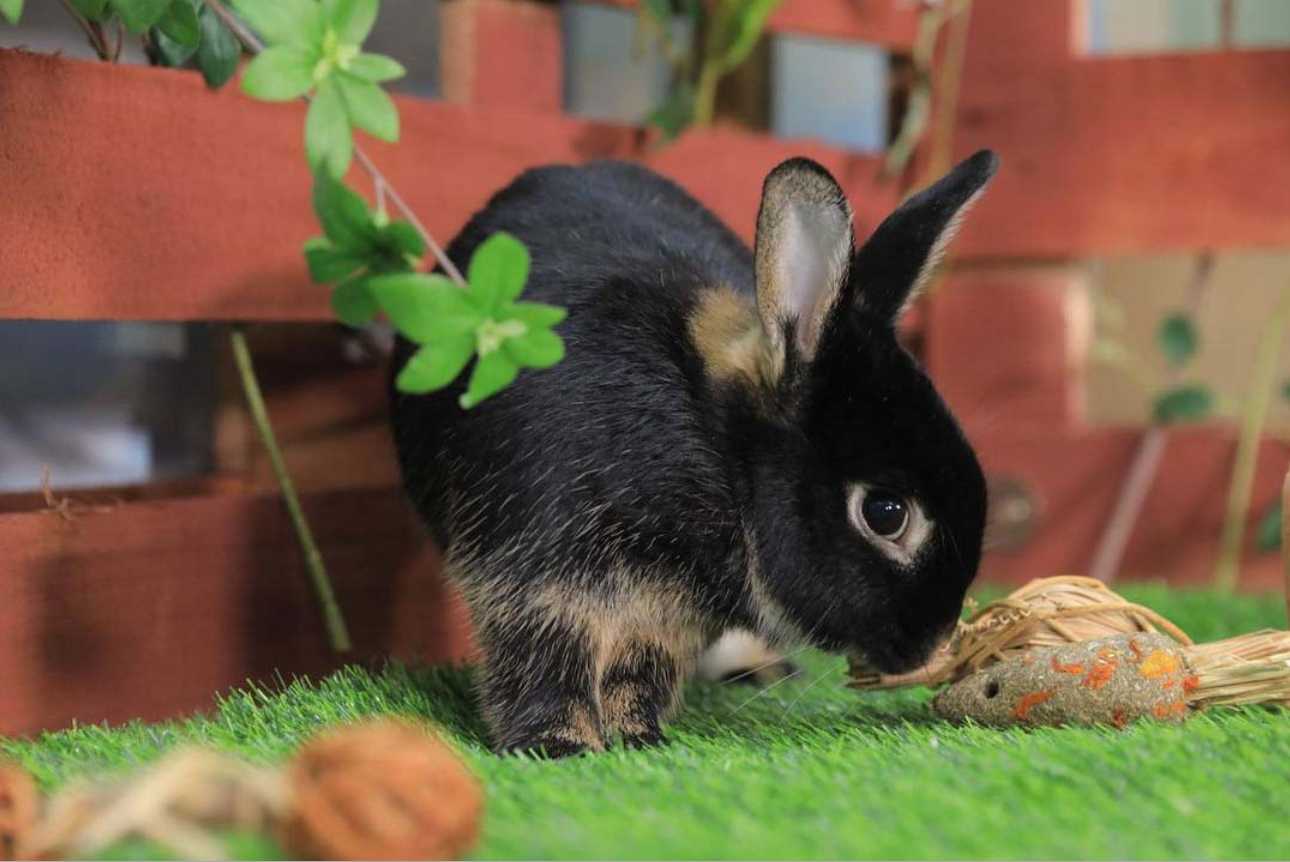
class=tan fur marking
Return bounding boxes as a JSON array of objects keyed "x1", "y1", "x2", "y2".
[
  {"x1": 688, "y1": 286, "x2": 782, "y2": 389},
  {"x1": 559, "y1": 704, "x2": 606, "y2": 751}
]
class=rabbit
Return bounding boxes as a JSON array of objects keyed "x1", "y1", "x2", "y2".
[{"x1": 389, "y1": 149, "x2": 999, "y2": 756}]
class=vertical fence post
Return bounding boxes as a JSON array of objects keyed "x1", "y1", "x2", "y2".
[{"x1": 440, "y1": 0, "x2": 564, "y2": 112}]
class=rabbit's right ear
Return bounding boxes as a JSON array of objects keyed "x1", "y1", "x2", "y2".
[{"x1": 754, "y1": 158, "x2": 854, "y2": 364}]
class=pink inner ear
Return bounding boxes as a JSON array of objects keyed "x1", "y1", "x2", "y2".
[{"x1": 775, "y1": 203, "x2": 851, "y2": 358}]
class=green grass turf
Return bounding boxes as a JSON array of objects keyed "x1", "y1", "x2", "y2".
[{"x1": 4, "y1": 583, "x2": 1290, "y2": 860}]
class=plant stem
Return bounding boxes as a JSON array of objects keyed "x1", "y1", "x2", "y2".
[
  {"x1": 1282, "y1": 464, "x2": 1290, "y2": 626},
  {"x1": 1214, "y1": 288, "x2": 1290, "y2": 592},
  {"x1": 230, "y1": 327, "x2": 352, "y2": 653},
  {"x1": 56, "y1": 0, "x2": 110, "y2": 59},
  {"x1": 691, "y1": 62, "x2": 720, "y2": 127},
  {"x1": 1088, "y1": 427, "x2": 1168, "y2": 583}
]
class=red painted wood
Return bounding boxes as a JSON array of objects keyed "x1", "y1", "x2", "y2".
[
  {"x1": 953, "y1": 0, "x2": 1290, "y2": 257},
  {"x1": 0, "y1": 49, "x2": 896, "y2": 322},
  {"x1": 0, "y1": 487, "x2": 473, "y2": 736},
  {"x1": 440, "y1": 0, "x2": 564, "y2": 111},
  {"x1": 928, "y1": 267, "x2": 1088, "y2": 429},
  {"x1": 970, "y1": 426, "x2": 1290, "y2": 593},
  {"x1": 586, "y1": 0, "x2": 920, "y2": 50}
]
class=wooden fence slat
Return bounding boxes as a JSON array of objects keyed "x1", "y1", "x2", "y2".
[
  {"x1": 0, "y1": 49, "x2": 896, "y2": 322},
  {"x1": 585, "y1": 0, "x2": 921, "y2": 50},
  {"x1": 0, "y1": 486, "x2": 473, "y2": 736},
  {"x1": 954, "y1": 0, "x2": 1290, "y2": 257},
  {"x1": 440, "y1": 0, "x2": 564, "y2": 111}
]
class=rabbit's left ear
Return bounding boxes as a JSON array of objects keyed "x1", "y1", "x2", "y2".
[
  {"x1": 853, "y1": 149, "x2": 999, "y2": 322},
  {"x1": 754, "y1": 158, "x2": 854, "y2": 363}
]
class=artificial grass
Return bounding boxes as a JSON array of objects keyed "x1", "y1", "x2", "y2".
[{"x1": 4, "y1": 583, "x2": 1290, "y2": 860}]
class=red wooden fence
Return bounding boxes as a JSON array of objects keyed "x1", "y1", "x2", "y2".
[{"x1": 2, "y1": 0, "x2": 1289, "y2": 736}]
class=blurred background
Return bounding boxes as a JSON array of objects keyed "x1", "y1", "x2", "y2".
[{"x1": 5, "y1": 0, "x2": 1290, "y2": 586}]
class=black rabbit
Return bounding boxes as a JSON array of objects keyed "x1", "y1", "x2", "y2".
[{"x1": 390, "y1": 150, "x2": 999, "y2": 756}]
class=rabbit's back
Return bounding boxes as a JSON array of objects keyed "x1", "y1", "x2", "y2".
[{"x1": 390, "y1": 161, "x2": 754, "y2": 591}]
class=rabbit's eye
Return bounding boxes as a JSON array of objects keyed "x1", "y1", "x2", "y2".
[
  {"x1": 861, "y1": 493, "x2": 909, "y2": 539},
  {"x1": 847, "y1": 484, "x2": 931, "y2": 565}
]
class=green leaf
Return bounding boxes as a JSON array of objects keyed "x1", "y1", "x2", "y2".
[
  {"x1": 0, "y1": 0, "x2": 21, "y2": 23},
  {"x1": 112, "y1": 0, "x2": 171, "y2": 32},
  {"x1": 381, "y1": 221, "x2": 426, "y2": 258},
  {"x1": 311, "y1": 170, "x2": 375, "y2": 251},
  {"x1": 460, "y1": 350, "x2": 519, "y2": 409},
  {"x1": 641, "y1": 0, "x2": 671, "y2": 24},
  {"x1": 1281, "y1": 379, "x2": 1290, "y2": 403},
  {"x1": 303, "y1": 237, "x2": 367, "y2": 283},
  {"x1": 195, "y1": 6, "x2": 242, "y2": 87},
  {"x1": 467, "y1": 232, "x2": 530, "y2": 311},
  {"x1": 396, "y1": 337, "x2": 476, "y2": 394},
  {"x1": 70, "y1": 0, "x2": 109, "y2": 21},
  {"x1": 331, "y1": 276, "x2": 379, "y2": 326},
  {"x1": 152, "y1": 26, "x2": 197, "y2": 66},
  {"x1": 716, "y1": 0, "x2": 782, "y2": 72},
  {"x1": 503, "y1": 301, "x2": 566, "y2": 330},
  {"x1": 324, "y1": 0, "x2": 377, "y2": 44},
  {"x1": 346, "y1": 52, "x2": 405, "y2": 83},
  {"x1": 1256, "y1": 501, "x2": 1283, "y2": 553},
  {"x1": 647, "y1": 81, "x2": 695, "y2": 141},
  {"x1": 305, "y1": 77, "x2": 353, "y2": 177},
  {"x1": 335, "y1": 72, "x2": 399, "y2": 141},
  {"x1": 505, "y1": 328, "x2": 565, "y2": 369},
  {"x1": 241, "y1": 44, "x2": 316, "y2": 100},
  {"x1": 368, "y1": 273, "x2": 484, "y2": 343},
  {"x1": 1157, "y1": 313, "x2": 1198, "y2": 368},
  {"x1": 156, "y1": 0, "x2": 200, "y2": 47},
  {"x1": 230, "y1": 0, "x2": 323, "y2": 46},
  {"x1": 1152, "y1": 384, "x2": 1214, "y2": 425}
]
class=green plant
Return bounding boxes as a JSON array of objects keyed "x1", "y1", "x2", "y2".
[
  {"x1": 3, "y1": 0, "x2": 242, "y2": 80},
  {"x1": 637, "y1": 0, "x2": 783, "y2": 141},
  {"x1": 1150, "y1": 311, "x2": 1215, "y2": 424}
]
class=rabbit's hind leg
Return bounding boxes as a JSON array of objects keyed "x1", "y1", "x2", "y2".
[
  {"x1": 476, "y1": 609, "x2": 607, "y2": 758},
  {"x1": 600, "y1": 639, "x2": 681, "y2": 749}
]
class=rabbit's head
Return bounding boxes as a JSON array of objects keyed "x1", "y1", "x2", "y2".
[{"x1": 742, "y1": 150, "x2": 997, "y2": 674}]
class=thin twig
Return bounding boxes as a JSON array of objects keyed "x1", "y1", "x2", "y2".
[
  {"x1": 56, "y1": 0, "x2": 111, "y2": 59},
  {"x1": 230, "y1": 327, "x2": 352, "y2": 653},
  {"x1": 1282, "y1": 465, "x2": 1290, "y2": 626},
  {"x1": 353, "y1": 150, "x2": 466, "y2": 284},
  {"x1": 1214, "y1": 287, "x2": 1290, "y2": 592}
]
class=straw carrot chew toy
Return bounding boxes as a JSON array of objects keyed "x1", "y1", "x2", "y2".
[{"x1": 849, "y1": 575, "x2": 1290, "y2": 728}]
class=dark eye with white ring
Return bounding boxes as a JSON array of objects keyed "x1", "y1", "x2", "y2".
[
  {"x1": 860, "y1": 493, "x2": 909, "y2": 539},
  {"x1": 847, "y1": 484, "x2": 931, "y2": 565}
]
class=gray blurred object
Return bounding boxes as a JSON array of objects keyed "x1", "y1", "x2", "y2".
[
  {"x1": 560, "y1": 2, "x2": 888, "y2": 152},
  {"x1": 561, "y1": 2, "x2": 676, "y2": 124},
  {"x1": 0, "y1": 323, "x2": 216, "y2": 492},
  {"x1": 770, "y1": 34, "x2": 888, "y2": 153},
  {"x1": 1081, "y1": 0, "x2": 1290, "y2": 53}
]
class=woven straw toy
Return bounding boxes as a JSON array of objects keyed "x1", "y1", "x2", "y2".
[
  {"x1": 7, "y1": 717, "x2": 481, "y2": 861},
  {"x1": 849, "y1": 575, "x2": 1290, "y2": 728},
  {"x1": 284, "y1": 718, "x2": 482, "y2": 861}
]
